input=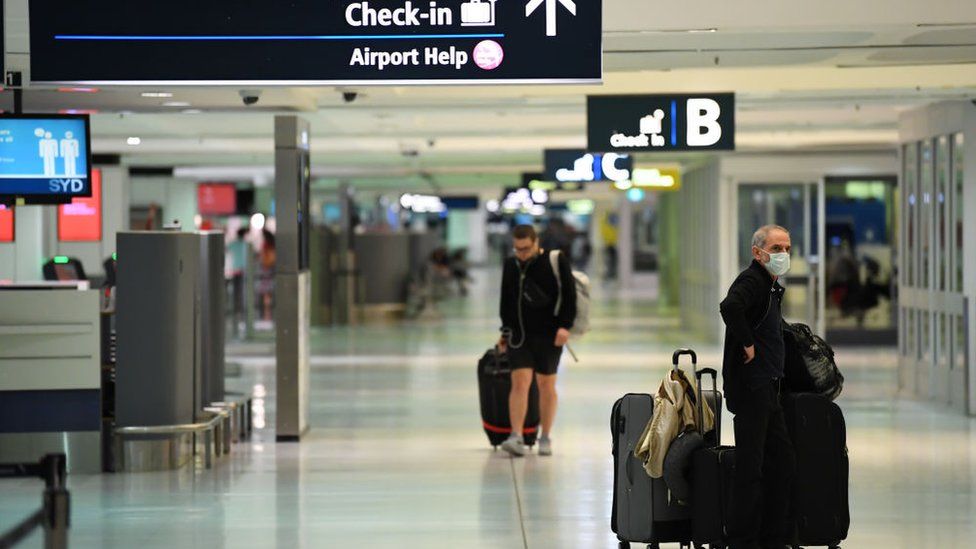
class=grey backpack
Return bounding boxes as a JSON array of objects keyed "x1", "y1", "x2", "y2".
[{"x1": 549, "y1": 250, "x2": 591, "y2": 339}]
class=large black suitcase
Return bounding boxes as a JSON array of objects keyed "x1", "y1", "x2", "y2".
[
  {"x1": 611, "y1": 393, "x2": 692, "y2": 549},
  {"x1": 782, "y1": 393, "x2": 850, "y2": 548},
  {"x1": 690, "y1": 368, "x2": 735, "y2": 549},
  {"x1": 477, "y1": 347, "x2": 539, "y2": 448},
  {"x1": 611, "y1": 349, "x2": 719, "y2": 549}
]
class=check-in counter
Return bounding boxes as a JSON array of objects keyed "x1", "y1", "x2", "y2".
[{"x1": 0, "y1": 283, "x2": 102, "y2": 473}]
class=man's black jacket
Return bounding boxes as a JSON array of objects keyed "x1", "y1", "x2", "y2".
[
  {"x1": 500, "y1": 249, "x2": 576, "y2": 343},
  {"x1": 720, "y1": 259, "x2": 785, "y2": 413}
]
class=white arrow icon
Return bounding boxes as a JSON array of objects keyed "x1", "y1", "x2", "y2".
[{"x1": 525, "y1": 0, "x2": 576, "y2": 37}]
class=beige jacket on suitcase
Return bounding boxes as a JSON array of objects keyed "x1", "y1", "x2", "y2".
[{"x1": 635, "y1": 369, "x2": 715, "y2": 478}]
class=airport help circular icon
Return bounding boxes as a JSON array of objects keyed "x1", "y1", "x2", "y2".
[{"x1": 472, "y1": 40, "x2": 504, "y2": 70}]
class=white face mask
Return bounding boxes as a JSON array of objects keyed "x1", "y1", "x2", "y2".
[{"x1": 761, "y1": 249, "x2": 791, "y2": 276}]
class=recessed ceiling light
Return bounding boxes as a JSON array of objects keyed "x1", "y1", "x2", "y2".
[
  {"x1": 126, "y1": 137, "x2": 142, "y2": 146},
  {"x1": 162, "y1": 101, "x2": 191, "y2": 107},
  {"x1": 59, "y1": 109, "x2": 99, "y2": 114},
  {"x1": 141, "y1": 91, "x2": 173, "y2": 98},
  {"x1": 181, "y1": 109, "x2": 203, "y2": 114}
]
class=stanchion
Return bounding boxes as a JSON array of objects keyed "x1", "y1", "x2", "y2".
[{"x1": 0, "y1": 453, "x2": 70, "y2": 549}]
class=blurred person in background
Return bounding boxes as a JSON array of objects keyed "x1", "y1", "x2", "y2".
[
  {"x1": 228, "y1": 227, "x2": 250, "y2": 327},
  {"x1": 258, "y1": 229, "x2": 276, "y2": 321}
]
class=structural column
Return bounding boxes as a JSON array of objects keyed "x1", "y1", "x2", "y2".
[
  {"x1": 274, "y1": 116, "x2": 312, "y2": 441},
  {"x1": 617, "y1": 195, "x2": 634, "y2": 288}
]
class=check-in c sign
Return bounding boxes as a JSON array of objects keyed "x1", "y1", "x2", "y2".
[{"x1": 587, "y1": 93, "x2": 735, "y2": 153}]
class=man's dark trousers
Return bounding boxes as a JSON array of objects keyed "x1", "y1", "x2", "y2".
[{"x1": 728, "y1": 380, "x2": 796, "y2": 549}]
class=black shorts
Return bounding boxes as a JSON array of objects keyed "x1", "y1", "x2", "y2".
[{"x1": 508, "y1": 335, "x2": 563, "y2": 375}]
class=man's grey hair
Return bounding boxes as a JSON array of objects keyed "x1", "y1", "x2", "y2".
[{"x1": 752, "y1": 224, "x2": 790, "y2": 249}]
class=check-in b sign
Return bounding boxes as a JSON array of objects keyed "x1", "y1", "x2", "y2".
[{"x1": 587, "y1": 94, "x2": 735, "y2": 152}]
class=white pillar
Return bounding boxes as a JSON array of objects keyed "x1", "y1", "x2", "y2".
[
  {"x1": 14, "y1": 207, "x2": 47, "y2": 282},
  {"x1": 468, "y1": 208, "x2": 488, "y2": 264},
  {"x1": 617, "y1": 195, "x2": 634, "y2": 288}
]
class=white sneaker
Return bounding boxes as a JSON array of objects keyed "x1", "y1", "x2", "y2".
[
  {"x1": 500, "y1": 435, "x2": 528, "y2": 457},
  {"x1": 538, "y1": 437, "x2": 552, "y2": 456}
]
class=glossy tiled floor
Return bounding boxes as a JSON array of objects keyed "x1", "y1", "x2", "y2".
[{"x1": 2, "y1": 270, "x2": 975, "y2": 548}]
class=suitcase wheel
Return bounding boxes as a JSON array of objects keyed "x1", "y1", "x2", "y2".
[
  {"x1": 646, "y1": 544, "x2": 659, "y2": 549},
  {"x1": 617, "y1": 541, "x2": 628, "y2": 549}
]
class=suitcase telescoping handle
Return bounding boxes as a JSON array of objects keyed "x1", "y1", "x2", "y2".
[
  {"x1": 695, "y1": 367, "x2": 720, "y2": 444},
  {"x1": 672, "y1": 348, "x2": 698, "y2": 372}
]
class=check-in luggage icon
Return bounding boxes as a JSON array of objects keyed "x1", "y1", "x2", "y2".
[{"x1": 461, "y1": 0, "x2": 497, "y2": 26}]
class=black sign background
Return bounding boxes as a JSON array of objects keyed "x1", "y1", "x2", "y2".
[
  {"x1": 544, "y1": 148, "x2": 633, "y2": 182},
  {"x1": 29, "y1": 0, "x2": 601, "y2": 83},
  {"x1": 1, "y1": 5, "x2": 5, "y2": 80},
  {"x1": 587, "y1": 94, "x2": 735, "y2": 153}
]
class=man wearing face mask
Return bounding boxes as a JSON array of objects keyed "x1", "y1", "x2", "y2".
[{"x1": 720, "y1": 224, "x2": 797, "y2": 549}]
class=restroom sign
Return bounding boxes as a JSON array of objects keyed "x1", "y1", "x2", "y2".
[{"x1": 587, "y1": 94, "x2": 735, "y2": 152}]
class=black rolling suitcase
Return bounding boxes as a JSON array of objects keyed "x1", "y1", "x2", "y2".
[
  {"x1": 477, "y1": 347, "x2": 539, "y2": 448},
  {"x1": 782, "y1": 393, "x2": 850, "y2": 549},
  {"x1": 611, "y1": 349, "x2": 719, "y2": 549},
  {"x1": 690, "y1": 368, "x2": 735, "y2": 549}
]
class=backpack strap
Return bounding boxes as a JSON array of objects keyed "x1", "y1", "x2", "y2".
[{"x1": 550, "y1": 250, "x2": 562, "y2": 316}]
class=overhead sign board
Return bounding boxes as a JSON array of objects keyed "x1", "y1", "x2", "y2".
[
  {"x1": 544, "y1": 149, "x2": 633, "y2": 184},
  {"x1": 1, "y1": 5, "x2": 5, "y2": 80},
  {"x1": 587, "y1": 94, "x2": 735, "y2": 153},
  {"x1": 521, "y1": 171, "x2": 578, "y2": 192},
  {"x1": 0, "y1": 114, "x2": 92, "y2": 202},
  {"x1": 29, "y1": 0, "x2": 602, "y2": 84},
  {"x1": 615, "y1": 168, "x2": 682, "y2": 191}
]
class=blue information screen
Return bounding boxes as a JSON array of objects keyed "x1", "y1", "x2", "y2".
[{"x1": 0, "y1": 115, "x2": 92, "y2": 198}]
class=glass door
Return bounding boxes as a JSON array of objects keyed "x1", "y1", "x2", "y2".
[
  {"x1": 737, "y1": 182, "x2": 825, "y2": 334},
  {"x1": 823, "y1": 176, "x2": 899, "y2": 345}
]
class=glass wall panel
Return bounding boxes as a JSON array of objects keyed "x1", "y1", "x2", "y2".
[
  {"x1": 937, "y1": 136, "x2": 949, "y2": 292},
  {"x1": 904, "y1": 143, "x2": 918, "y2": 287},
  {"x1": 935, "y1": 313, "x2": 952, "y2": 364},
  {"x1": 920, "y1": 139, "x2": 933, "y2": 290},
  {"x1": 954, "y1": 133, "x2": 965, "y2": 292},
  {"x1": 922, "y1": 311, "x2": 931, "y2": 362},
  {"x1": 957, "y1": 315, "x2": 966, "y2": 371},
  {"x1": 824, "y1": 177, "x2": 897, "y2": 334},
  {"x1": 908, "y1": 309, "x2": 917, "y2": 359}
]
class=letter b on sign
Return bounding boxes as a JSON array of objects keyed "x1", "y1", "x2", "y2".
[{"x1": 686, "y1": 98, "x2": 722, "y2": 147}]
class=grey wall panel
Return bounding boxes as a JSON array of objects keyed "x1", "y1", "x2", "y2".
[
  {"x1": 198, "y1": 231, "x2": 226, "y2": 406},
  {"x1": 116, "y1": 231, "x2": 197, "y2": 427},
  {"x1": 409, "y1": 233, "x2": 442, "y2": 279},
  {"x1": 354, "y1": 233, "x2": 412, "y2": 304}
]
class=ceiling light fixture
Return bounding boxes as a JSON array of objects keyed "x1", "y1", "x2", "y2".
[
  {"x1": 141, "y1": 91, "x2": 174, "y2": 98},
  {"x1": 126, "y1": 137, "x2": 142, "y2": 146},
  {"x1": 916, "y1": 22, "x2": 976, "y2": 27},
  {"x1": 615, "y1": 27, "x2": 718, "y2": 35},
  {"x1": 181, "y1": 109, "x2": 203, "y2": 114},
  {"x1": 162, "y1": 101, "x2": 191, "y2": 107},
  {"x1": 58, "y1": 87, "x2": 99, "y2": 93}
]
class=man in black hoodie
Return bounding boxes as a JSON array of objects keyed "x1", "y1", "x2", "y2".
[
  {"x1": 498, "y1": 224, "x2": 576, "y2": 457},
  {"x1": 720, "y1": 224, "x2": 796, "y2": 549}
]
